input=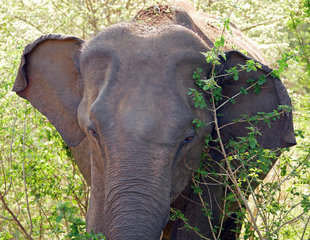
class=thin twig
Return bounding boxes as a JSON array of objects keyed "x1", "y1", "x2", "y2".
[
  {"x1": 13, "y1": 15, "x2": 44, "y2": 34},
  {"x1": 170, "y1": 208, "x2": 211, "y2": 240},
  {"x1": 241, "y1": 163, "x2": 269, "y2": 232},
  {"x1": 301, "y1": 216, "x2": 310, "y2": 240},
  {"x1": 216, "y1": 176, "x2": 228, "y2": 238},
  {"x1": 22, "y1": 110, "x2": 33, "y2": 234},
  {"x1": 192, "y1": 176, "x2": 217, "y2": 240},
  {"x1": 264, "y1": 153, "x2": 310, "y2": 209},
  {"x1": 12, "y1": 185, "x2": 21, "y2": 218},
  {"x1": 241, "y1": 17, "x2": 285, "y2": 32},
  {"x1": 0, "y1": 215, "x2": 13, "y2": 221},
  {"x1": 4, "y1": 113, "x2": 17, "y2": 196},
  {"x1": 39, "y1": 200, "x2": 60, "y2": 240},
  {"x1": 0, "y1": 192, "x2": 33, "y2": 240},
  {"x1": 179, "y1": 193, "x2": 202, "y2": 206},
  {"x1": 126, "y1": 0, "x2": 131, "y2": 9},
  {"x1": 211, "y1": 76, "x2": 264, "y2": 239},
  {"x1": 215, "y1": 81, "x2": 258, "y2": 111},
  {"x1": 272, "y1": 212, "x2": 306, "y2": 236}
]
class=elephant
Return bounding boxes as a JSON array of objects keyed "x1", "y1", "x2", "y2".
[{"x1": 13, "y1": 2, "x2": 296, "y2": 240}]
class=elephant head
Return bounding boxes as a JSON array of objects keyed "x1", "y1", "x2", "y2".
[{"x1": 13, "y1": 3, "x2": 295, "y2": 240}]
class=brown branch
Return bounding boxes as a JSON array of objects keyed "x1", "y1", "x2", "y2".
[
  {"x1": 0, "y1": 215, "x2": 12, "y2": 221},
  {"x1": 211, "y1": 81, "x2": 264, "y2": 239},
  {"x1": 241, "y1": 17, "x2": 285, "y2": 32},
  {"x1": 170, "y1": 208, "x2": 211, "y2": 240},
  {"x1": 4, "y1": 114, "x2": 17, "y2": 197},
  {"x1": 301, "y1": 216, "x2": 310, "y2": 240},
  {"x1": 13, "y1": 15, "x2": 44, "y2": 34},
  {"x1": 272, "y1": 211, "x2": 306, "y2": 236},
  {"x1": 39, "y1": 200, "x2": 60, "y2": 240},
  {"x1": 0, "y1": 192, "x2": 33, "y2": 240},
  {"x1": 192, "y1": 176, "x2": 217, "y2": 240},
  {"x1": 126, "y1": 0, "x2": 131, "y2": 9},
  {"x1": 22, "y1": 111, "x2": 33, "y2": 234}
]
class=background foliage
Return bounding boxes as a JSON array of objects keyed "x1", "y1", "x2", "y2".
[{"x1": 0, "y1": 0, "x2": 309, "y2": 239}]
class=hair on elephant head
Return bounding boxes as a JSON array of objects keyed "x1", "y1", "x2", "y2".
[{"x1": 13, "y1": 2, "x2": 295, "y2": 240}]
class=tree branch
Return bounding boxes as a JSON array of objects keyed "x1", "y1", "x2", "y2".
[
  {"x1": 241, "y1": 17, "x2": 285, "y2": 32},
  {"x1": 0, "y1": 192, "x2": 33, "y2": 240},
  {"x1": 22, "y1": 111, "x2": 33, "y2": 234},
  {"x1": 13, "y1": 15, "x2": 44, "y2": 34},
  {"x1": 4, "y1": 113, "x2": 17, "y2": 197}
]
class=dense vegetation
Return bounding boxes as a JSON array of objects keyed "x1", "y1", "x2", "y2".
[{"x1": 0, "y1": 0, "x2": 309, "y2": 239}]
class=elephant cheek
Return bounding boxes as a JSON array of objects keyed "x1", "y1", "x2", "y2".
[{"x1": 171, "y1": 147, "x2": 203, "y2": 201}]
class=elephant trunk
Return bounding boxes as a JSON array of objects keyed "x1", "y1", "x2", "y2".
[{"x1": 103, "y1": 151, "x2": 171, "y2": 240}]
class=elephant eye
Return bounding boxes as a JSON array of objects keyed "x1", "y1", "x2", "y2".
[
  {"x1": 87, "y1": 125, "x2": 99, "y2": 138},
  {"x1": 182, "y1": 128, "x2": 196, "y2": 145},
  {"x1": 183, "y1": 134, "x2": 195, "y2": 144}
]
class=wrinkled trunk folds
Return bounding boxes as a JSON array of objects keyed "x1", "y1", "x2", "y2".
[
  {"x1": 102, "y1": 150, "x2": 171, "y2": 240},
  {"x1": 105, "y1": 188, "x2": 169, "y2": 239}
]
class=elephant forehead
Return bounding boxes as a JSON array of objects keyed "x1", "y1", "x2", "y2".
[
  {"x1": 79, "y1": 22, "x2": 208, "y2": 102},
  {"x1": 81, "y1": 22, "x2": 208, "y2": 63}
]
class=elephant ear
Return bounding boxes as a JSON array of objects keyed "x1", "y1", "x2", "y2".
[
  {"x1": 13, "y1": 34, "x2": 85, "y2": 147},
  {"x1": 215, "y1": 50, "x2": 296, "y2": 149}
]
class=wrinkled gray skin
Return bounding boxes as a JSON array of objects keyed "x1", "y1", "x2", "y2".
[{"x1": 13, "y1": 3, "x2": 296, "y2": 240}]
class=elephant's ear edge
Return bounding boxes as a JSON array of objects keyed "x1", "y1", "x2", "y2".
[
  {"x1": 216, "y1": 50, "x2": 296, "y2": 149},
  {"x1": 273, "y1": 77, "x2": 295, "y2": 145},
  {"x1": 13, "y1": 34, "x2": 86, "y2": 147},
  {"x1": 13, "y1": 34, "x2": 84, "y2": 93},
  {"x1": 224, "y1": 50, "x2": 295, "y2": 146}
]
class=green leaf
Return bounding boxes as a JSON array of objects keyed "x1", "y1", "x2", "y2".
[
  {"x1": 230, "y1": 98, "x2": 236, "y2": 104},
  {"x1": 240, "y1": 87, "x2": 248, "y2": 95},
  {"x1": 258, "y1": 75, "x2": 266, "y2": 85},
  {"x1": 56, "y1": 215, "x2": 63, "y2": 223},
  {"x1": 214, "y1": 36, "x2": 225, "y2": 47},
  {"x1": 245, "y1": 59, "x2": 258, "y2": 72},
  {"x1": 248, "y1": 137, "x2": 258, "y2": 148},
  {"x1": 193, "y1": 119, "x2": 206, "y2": 129},
  {"x1": 191, "y1": 184, "x2": 203, "y2": 194},
  {"x1": 226, "y1": 66, "x2": 239, "y2": 80}
]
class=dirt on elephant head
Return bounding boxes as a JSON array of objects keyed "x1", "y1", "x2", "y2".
[
  {"x1": 132, "y1": 2, "x2": 266, "y2": 63},
  {"x1": 133, "y1": 4, "x2": 178, "y2": 25}
]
